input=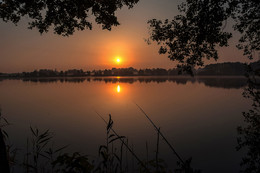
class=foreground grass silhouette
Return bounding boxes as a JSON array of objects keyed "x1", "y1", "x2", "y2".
[{"x1": 0, "y1": 109, "x2": 199, "y2": 173}]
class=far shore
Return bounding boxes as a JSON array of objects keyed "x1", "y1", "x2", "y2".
[{"x1": 0, "y1": 75, "x2": 248, "y2": 79}]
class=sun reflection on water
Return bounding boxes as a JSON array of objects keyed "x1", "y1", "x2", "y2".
[{"x1": 117, "y1": 84, "x2": 121, "y2": 93}]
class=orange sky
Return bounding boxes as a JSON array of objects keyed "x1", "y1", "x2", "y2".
[{"x1": 0, "y1": 0, "x2": 253, "y2": 73}]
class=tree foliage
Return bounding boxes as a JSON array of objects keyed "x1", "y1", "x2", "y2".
[
  {"x1": 237, "y1": 65, "x2": 260, "y2": 173},
  {"x1": 231, "y1": 0, "x2": 260, "y2": 59},
  {"x1": 0, "y1": 0, "x2": 139, "y2": 36},
  {"x1": 148, "y1": 0, "x2": 260, "y2": 72}
]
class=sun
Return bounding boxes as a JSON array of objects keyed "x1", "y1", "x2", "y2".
[{"x1": 115, "y1": 57, "x2": 121, "y2": 64}]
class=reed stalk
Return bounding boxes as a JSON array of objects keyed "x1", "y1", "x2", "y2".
[
  {"x1": 135, "y1": 103, "x2": 185, "y2": 165},
  {"x1": 95, "y1": 111, "x2": 150, "y2": 173}
]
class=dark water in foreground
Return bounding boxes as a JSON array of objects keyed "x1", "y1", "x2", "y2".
[{"x1": 0, "y1": 76, "x2": 250, "y2": 172}]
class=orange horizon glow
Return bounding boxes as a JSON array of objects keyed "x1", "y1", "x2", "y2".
[{"x1": 98, "y1": 39, "x2": 135, "y2": 69}]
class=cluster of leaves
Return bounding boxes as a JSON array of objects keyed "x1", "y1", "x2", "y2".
[
  {"x1": 24, "y1": 127, "x2": 67, "y2": 172},
  {"x1": 0, "y1": 124, "x2": 94, "y2": 173},
  {"x1": 53, "y1": 152, "x2": 94, "y2": 173},
  {"x1": 148, "y1": 0, "x2": 259, "y2": 73},
  {"x1": 19, "y1": 126, "x2": 94, "y2": 173},
  {"x1": 237, "y1": 63, "x2": 260, "y2": 173},
  {"x1": 231, "y1": 0, "x2": 260, "y2": 59},
  {"x1": 139, "y1": 158, "x2": 170, "y2": 173},
  {"x1": 148, "y1": 0, "x2": 232, "y2": 73},
  {"x1": 175, "y1": 158, "x2": 201, "y2": 173},
  {"x1": 0, "y1": 0, "x2": 139, "y2": 36}
]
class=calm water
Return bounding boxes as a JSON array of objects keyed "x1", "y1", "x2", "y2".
[{"x1": 0, "y1": 76, "x2": 250, "y2": 172}]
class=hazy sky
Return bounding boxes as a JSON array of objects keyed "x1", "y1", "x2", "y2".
[{"x1": 0, "y1": 0, "x2": 251, "y2": 73}]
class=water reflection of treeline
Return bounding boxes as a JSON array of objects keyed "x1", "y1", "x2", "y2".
[{"x1": 0, "y1": 77, "x2": 248, "y2": 89}]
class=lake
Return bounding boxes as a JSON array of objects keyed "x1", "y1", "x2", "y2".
[{"x1": 0, "y1": 76, "x2": 251, "y2": 172}]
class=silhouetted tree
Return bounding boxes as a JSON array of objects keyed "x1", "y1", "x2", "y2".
[
  {"x1": 237, "y1": 65, "x2": 260, "y2": 173},
  {"x1": 148, "y1": 0, "x2": 259, "y2": 73},
  {"x1": 0, "y1": 0, "x2": 139, "y2": 36}
]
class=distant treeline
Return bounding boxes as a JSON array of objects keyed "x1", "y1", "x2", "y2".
[
  {"x1": 0, "y1": 76, "x2": 248, "y2": 89},
  {"x1": 197, "y1": 61, "x2": 259, "y2": 75},
  {"x1": 1, "y1": 61, "x2": 259, "y2": 77}
]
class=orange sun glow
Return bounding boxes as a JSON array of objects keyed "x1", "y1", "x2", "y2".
[{"x1": 115, "y1": 57, "x2": 121, "y2": 64}]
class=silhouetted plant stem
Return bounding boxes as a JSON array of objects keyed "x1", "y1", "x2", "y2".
[
  {"x1": 126, "y1": 138, "x2": 129, "y2": 172},
  {"x1": 95, "y1": 111, "x2": 150, "y2": 173},
  {"x1": 135, "y1": 103, "x2": 185, "y2": 165},
  {"x1": 26, "y1": 137, "x2": 29, "y2": 173},
  {"x1": 106, "y1": 125, "x2": 109, "y2": 173},
  {"x1": 0, "y1": 110, "x2": 10, "y2": 173},
  {"x1": 132, "y1": 143, "x2": 134, "y2": 172},
  {"x1": 120, "y1": 140, "x2": 123, "y2": 173},
  {"x1": 0, "y1": 129, "x2": 10, "y2": 173},
  {"x1": 156, "y1": 127, "x2": 160, "y2": 172},
  {"x1": 146, "y1": 141, "x2": 149, "y2": 167}
]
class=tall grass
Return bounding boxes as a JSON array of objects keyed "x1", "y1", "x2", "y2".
[{"x1": 0, "y1": 108, "x2": 200, "y2": 173}]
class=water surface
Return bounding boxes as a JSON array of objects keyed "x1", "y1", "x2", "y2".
[{"x1": 0, "y1": 76, "x2": 250, "y2": 172}]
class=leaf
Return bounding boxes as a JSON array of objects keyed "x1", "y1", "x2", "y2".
[
  {"x1": 54, "y1": 145, "x2": 68, "y2": 153},
  {"x1": 99, "y1": 145, "x2": 108, "y2": 154},
  {"x1": 39, "y1": 137, "x2": 52, "y2": 144},
  {"x1": 2, "y1": 130, "x2": 9, "y2": 139},
  {"x1": 109, "y1": 134, "x2": 115, "y2": 139},
  {"x1": 109, "y1": 136, "x2": 125, "y2": 144},
  {"x1": 107, "y1": 114, "x2": 114, "y2": 132},
  {"x1": 2, "y1": 117, "x2": 9, "y2": 125},
  {"x1": 30, "y1": 126, "x2": 36, "y2": 136},
  {"x1": 39, "y1": 153, "x2": 49, "y2": 159}
]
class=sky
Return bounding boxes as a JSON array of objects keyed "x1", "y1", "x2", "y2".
[{"x1": 0, "y1": 0, "x2": 252, "y2": 73}]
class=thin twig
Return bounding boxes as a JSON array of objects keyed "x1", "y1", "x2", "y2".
[{"x1": 135, "y1": 103, "x2": 185, "y2": 164}]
